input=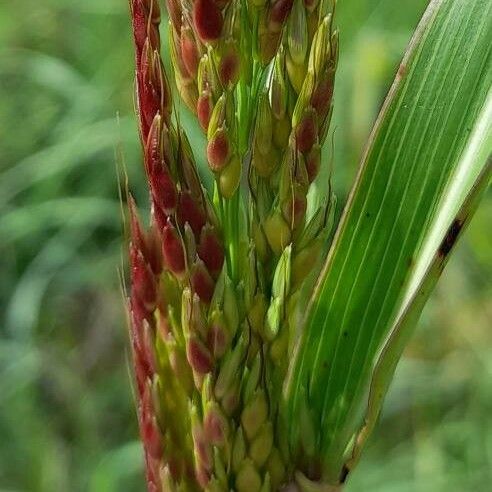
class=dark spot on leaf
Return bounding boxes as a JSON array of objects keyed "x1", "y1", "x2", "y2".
[
  {"x1": 322, "y1": 360, "x2": 328, "y2": 369},
  {"x1": 439, "y1": 219, "x2": 463, "y2": 257},
  {"x1": 398, "y1": 63, "x2": 407, "y2": 78},
  {"x1": 365, "y1": 212, "x2": 371, "y2": 218},
  {"x1": 342, "y1": 331, "x2": 348, "y2": 338},
  {"x1": 340, "y1": 464, "x2": 350, "y2": 483}
]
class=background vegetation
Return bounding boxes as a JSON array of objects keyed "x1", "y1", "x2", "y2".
[{"x1": 0, "y1": 0, "x2": 490, "y2": 490}]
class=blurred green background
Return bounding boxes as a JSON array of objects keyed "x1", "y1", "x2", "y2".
[{"x1": 0, "y1": 1, "x2": 490, "y2": 491}]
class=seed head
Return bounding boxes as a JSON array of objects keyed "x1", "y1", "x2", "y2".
[
  {"x1": 207, "y1": 312, "x2": 229, "y2": 358},
  {"x1": 162, "y1": 219, "x2": 186, "y2": 274},
  {"x1": 207, "y1": 93, "x2": 228, "y2": 138},
  {"x1": 204, "y1": 402, "x2": 229, "y2": 445},
  {"x1": 187, "y1": 336, "x2": 213, "y2": 374},
  {"x1": 311, "y1": 66, "x2": 335, "y2": 117},
  {"x1": 295, "y1": 106, "x2": 318, "y2": 153},
  {"x1": 150, "y1": 164, "x2": 178, "y2": 216},
  {"x1": 193, "y1": 0, "x2": 224, "y2": 43},
  {"x1": 241, "y1": 391, "x2": 268, "y2": 440},
  {"x1": 258, "y1": 28, "x2": 282, "y2": 65},
  {"x1": 282, "y1": 185, "x2": 308, "y2": 230},
  {"x1": 217, "y1": 38, "x2": 241, "y2": 87},
  {"x1": 191, "y1": 258, "x2": 215, "y2": 303},
  {"x1": 207, "y1": 127, "x2": 231, "y2": 171},
  {"x1": 128, "y1": 0, "x2": 338, "y2": 488},
  {"x1": 197, "y1": 89, "x2": 214, "y2": 131},
  {"x1": 198, "y1": 53, "x2": 220, "y2": 98},
  {"x1": 292, "y1": 240, "x2": 322, "y2": 288},
  {"x1": 180, "y1": 24, "x2": 201, "y2": 78},
  {"x1": 197, "y1": 225, "x2": 224, "y2": 276},
  {"x1": 130, "y1": 247, "x2": 157, "y2": 312},
  {"x1": 305, "y1": 143, "x2": 321, "y2": 182},
  {"x1": 268, "y1": 0, "x2": 295, "y2": 33},
  {"x1": 232, "y1": 428, "x2": 247, "y2": 472},
  {"x1": 177, "y1": 191, "x2": 207, "y2": 236},
  {"x1": 215, "y1": 334, "x2": 246, "y2": 399}
]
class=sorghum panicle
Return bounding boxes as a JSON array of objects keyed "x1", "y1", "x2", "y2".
[{"x1": 128, "y1": 0, "x2": 338, "y2": 490}]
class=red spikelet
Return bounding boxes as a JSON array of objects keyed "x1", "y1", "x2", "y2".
[
  {"x1": 162, "y1": 219, "x2": 186, "y2": 274},
  {"x1": 207, "y1": 128, "x2": 230, "y2": 171},
  {"x1": 197, "y1": 89, "x2": 214, "y2": 131},
  {"x1": 150, "y1": 162, "x2": 178, "y2": 215},
  {"x1": 177, "y1": 191, "x2": 207, "y2": 236},
  {"x1": 181, "y1": 25, "x2": 201, "y2": 78},
  {"x1": 191, "y1": 259, "x2": 215, "y2": 303},
  {"x1": 187, "y1": 336, "x2": 213, "y2": 374},
  {"x1": 131, "y1": 246, "x2": 157, "y2": 311},
  {"x1": 269, "y1": 0, "x2": 294, "y2": 32},
  {"x1": 218, "y1": 41, "x2": 241, "y2": 87},
  {"x1": 193, "y1": 0, "x2": 223, "y2": 43},
  {"x1": 197, "y1": 225, "x2": 224, "y2": 276},
  {"x1": 295, "y1": 109, "x2": 318, "y2": 153},
  {"x1": 311, "y1": 70, "x2": 335, "y2": 118}
]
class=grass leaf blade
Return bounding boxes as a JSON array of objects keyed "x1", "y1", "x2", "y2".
[{"x1": 283, "y1": 0, "x2": 492, "y2": 482}]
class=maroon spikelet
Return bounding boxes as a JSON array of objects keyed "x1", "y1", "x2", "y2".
[
  {"x1": 207, "y1": 128, "x2": 230, "y2": 171},
  {"x1": 295, "y1": 109, "x2": 318, "y2": 153},
  {"x1": 197, "y1": 225, "x2": 224, "y2": 276},
  {"x1": 191, "y1": 259, "x2": 215, "y2": 303},
  {"x1": 269, "y1": 0, "x2": 294, "y2": 32},
  {"x1": 162, "y1": 219, "x2": 186, "y2": 274},
  {"x1": 177, "y1": 191, "x2": 207, "y2": 236},
  {"x1": 197, "y1": 89, "x2": 214, "y2": 131},
  {"x1": 193, "y1": 0, "x2": 223, "y2": 43},
  {"x1": 181, "y1": 25, "x2": 201, "y2": 78}
]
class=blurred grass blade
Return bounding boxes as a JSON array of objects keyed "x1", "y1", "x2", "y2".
[
  {"x1": 284, "y1": 0, "x2": 491, "y2": 482},
  {"x1": 347, "y1": 158, "x2": 491, "y2": 471}
]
